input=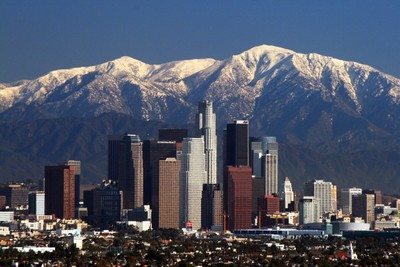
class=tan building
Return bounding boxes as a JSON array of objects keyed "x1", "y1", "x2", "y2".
[
  {"x1": 158, "y1": 158, "x2": 180, "y2": 229},
  {"x1": 212, "y1": 189, "x2": 223, "y2": 229},
  {"x1": 352, "y1": 193, "x2": 375, "y2": 224}
]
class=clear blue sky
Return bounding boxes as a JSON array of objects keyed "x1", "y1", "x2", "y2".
[{"x1": 1, "y1": 0, "x2": 399, "y2": 82}]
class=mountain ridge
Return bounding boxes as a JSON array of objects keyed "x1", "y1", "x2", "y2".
[{"x1": 0, "y1": 44, "x2": 400, "y2": 192}]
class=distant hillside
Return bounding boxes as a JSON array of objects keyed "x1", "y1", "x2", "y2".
[
  {"x1": 0, "y1": 113, "x2": 174, "y2": 183},
  {"x1": 0, "y1": 113, "x2": 399, "y2": 193},
  {"x1": 1, "y1": 44, "x2": 400, "y2": 193}
]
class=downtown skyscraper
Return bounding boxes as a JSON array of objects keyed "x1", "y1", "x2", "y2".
[
  {"x1": 142, "y1": 140, "x2": 177, "y2": 229},
  {"x1": 108, "y1": 134, "x2": 143, "y2": 210},
  {"x1": 195, "y1": 100, "x2": 222, "y2": 230},
  {"x1": 223, "y1": 120, "x2": 251, "y2": 230},
  {"x1": 159, "y1": 157, "x2": 181, "y2": 229},
  {"x1": 45, "y1": 165, "x2": 76, "y2": 219},
  {"x1": 224, "y1": 120, "x2": 249, "y2": 168},
  {"x1": 341, "y1": 187, "x2": 362, "y2": 215},
  {"x1": 65, "y1": 160, "x2": 81, "y2": 209},
  {"x1": 250, "y1": 136, "x2": 279, "y2": 195},
  {"x1": 179, "y1": 138, "x2": 207, "y2": 230},
  {"x1": 304, "y1": 179, "x2": 337, "y2": 217},
  {"x1": 195, "y1": 100, "x2": 217, "y2": 185}
]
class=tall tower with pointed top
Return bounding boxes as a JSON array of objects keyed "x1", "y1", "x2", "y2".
[{"x1": 195, "y1": 100, "x2": 217, "y2": 185}]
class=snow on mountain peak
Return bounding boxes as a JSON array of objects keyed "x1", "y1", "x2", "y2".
[
  {"x1": 1, "y1": 44, "x2": 400, "y2": 125},
  {"x1": 222, "y1": 45, "x2": 296, "y2": 82},
  {"x1": 96, "y1": 56, "x2": 154, "y2": 79},
  {"x1": 147, "y1": 58, "x2": 217, "y2": 82}
]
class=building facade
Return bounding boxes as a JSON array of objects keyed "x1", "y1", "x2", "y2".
[
  {"x1": 83, "y1": 180, "x2": 122, "y2": 229},
  {"x1": 158, "y1": 157, "x2": 181, "y2": 229},
  {"x1": 108, "y1": 134, "x2": 143, "y2": 209},
  {"x1": 362, "y1": 189, "x2": 382, "y2": 205},
  {"x1": 223, "y1": 120, "x2": 249, "y2": 214},
  {"x1": 283, "y1": 177, "x2": 294, "y2": 211},
  {"x1": 201, "y1": 184, "x2": 223, "y2": 230},
  {"x1": 179, "y1": 138, "x2": 207, "y2": 230},
  {"x1": 212, "y1": 188, "x2": 224, "y2": 230},
  {"x1": 45, "y1": 165, "x2": 75, "y2": 219},
  {"x1": 352, "y1": 193, "x2": 375, "y2": 224},
  {"x1": 304, "y1": 179, "x2": 336, "y2": 216},
  {"x1": 28, "y1": 191, "x2": 45, "y2": 216},
  {"x1": 299, "y1": 196, "x2": 320, "y2": 224},
  {"x1": 65, "y1": 160, "x2": 81, "y2": 209},
  {"x1": 262, "y1": 137, "x2": 279, "y2": 195},
  {"x1": 227, "y1": 166, "x2": 252, "y2": 231},
  {"x1": 0, "y1": 184, "x2": 29, "y2": 209},
  {"x1": 224, "y1": 120, "x2": 249, "y2": 168},
  {"x1": 195, "y1": 100, "x2": 218, "y2": 185},
  {"x1": 258, "y1": 194, "x2": 280, "y2": 227},
  {"x1": 142, "y1": 140, "x2": 176, "y2": 206},
  {"x1": 158, "y1": 128, "x2": 188, "y2": 143},
  {"x1": 341, "y1": 187, "x2": 362, "y2": 215},
  {"x1": 250, "y1": 136, "x2": 279, "y2": 195},
  {"x1": 252, "y1": 176, "x2": 265, "y2": 220}
]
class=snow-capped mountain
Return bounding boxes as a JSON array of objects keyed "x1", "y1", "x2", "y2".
[
  {"x1": 1, "y1": 44, "x2": 400, "y2": 191},
  {"x1": 1, "y1": 44, "x2": 400, "y2": 144}
]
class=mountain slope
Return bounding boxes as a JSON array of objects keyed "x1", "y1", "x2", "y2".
[
  {"x1": 1, "y1": 44, "x2": 400, "y2": 192},
  {"x1": 0, "y1": 113, "x2": 399, "y2": 193},
  {"x1": 0, "y1": 113, "x2": 177, "y2": 183},
  {"x1": 1, "y1": 44, "x2": 399, "y2": 135}
]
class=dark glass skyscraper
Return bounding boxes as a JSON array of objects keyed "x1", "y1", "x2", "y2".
[
  {"x1": 142, "y1": 140, "x2": 176, "y2": 229},
  {"x1": 223, "y1": 120, "x2": 249, "y2": 215},
  {"x1": 201, "y1": 184, "x2": 217, "y2": 229},
  {"x1": 83, "y1": 180, "x2": 122, "y2": 229},
  {"x1": 108, "y1": 134, "x2": 143, "y2": 209},
  {"x1": 0, "y1": 184, "x2": 29, "y2": 209},
  {"x1": 224, "y1": 120, "x2": 249, "y2": 167},
  {"x1": 45, "y1": 165, "x2": 75, "y2": 219},
  {"x1": 158, "y1": 129, "x2": 188, "y2": 143}
]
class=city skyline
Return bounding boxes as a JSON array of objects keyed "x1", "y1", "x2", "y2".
[
  {"x1": 0, "y1": 108, "x2": 395, "y2": 233},
  {"x1": 0, "y1": 39, "x2": 399, "y2": 193},
  {"x1": 1, "y1": 1, "x2": 400, "y2": 263}
]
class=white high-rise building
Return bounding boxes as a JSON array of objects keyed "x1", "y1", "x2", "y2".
[
  {"x1": 283, "y1": 177, "x2": 294, "y2": 210},
  {"x1": 180, "y1": 138, "x2": 207, "y2": 230},
  {"x1": 28, "y1": 191, "x2": 45, "y2": 216},
  {"x1": 341, "y1": 187, "x2": 362, "y2": 215},
  {"x1": 304, "y1": 179, "x2": 337, "y2": 217},
  {"x1": 299, "y1": 196, "x2": 320, "y2": 224},
  {"x1": 195, "y1": 100, "x2": 217, "y2": 185}
]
